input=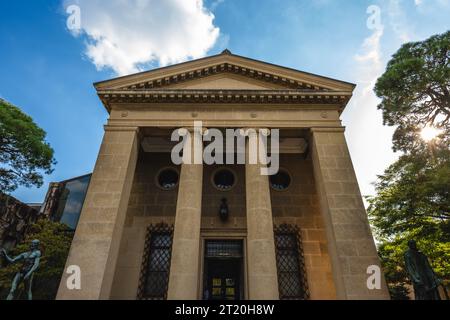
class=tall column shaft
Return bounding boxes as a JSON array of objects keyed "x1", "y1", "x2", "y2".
[
  {"x1": 245, "y1": 129, "x2": 279, "y2": 300},
  {"x1": 167, "y1": 129, "x2": 203, "y2": 300},
  {"x1": 311, "y1": 128, "x2": 390, "y2": 300},
  {"x1": 57, "y1": 126, "x2": 140, "y2": 300}
]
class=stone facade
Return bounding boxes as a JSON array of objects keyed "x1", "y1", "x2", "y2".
[
  {"x1": 0, "y1": 193, "x2": 40, "y2": 250},
  {"x1": 57, "y1": 51, "x2": 390, "y2": 300},
  {"x1": 105, "y1": 153, "x2": 337, "y2": 300},
  {"x1": 271, "y1": 154, "x2": 336, "y2": 299}
]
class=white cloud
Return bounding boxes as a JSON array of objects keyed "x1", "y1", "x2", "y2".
[
  {"x1": 413, "y1": 0, "x2": 450, "y2": 14},
  {"x1": 354, "y1": 28, "x2": 384, "y2": 95},
  {"x1": 414, "y1": 0, "x2": 449, "y2": 7},
  {"x1": 388, "y1": 0, "x2": 412, "y2": 42},
  {"x1": 345, "y1": 0, "x2": 449, "y2": 199},
  {"x1": 343, "y1": 11, "x2": 398, "y2": 200},
  {"x1": 210, "y1": 0, "x2": 225, "y2": 11},
  {"x1": 64, "y1": 0, "x2": 220, "y2": 75}
]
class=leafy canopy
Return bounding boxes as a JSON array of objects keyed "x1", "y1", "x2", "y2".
[
  {"x1": 368, "y1": 148, "x2": 450, "y2": 237},
  {"x1": 368, "y1": 147, "x2": 450, "y2": 299},
  {"x1": 370, "y1": 30, "x2": 450, "y2": 299},
  {"x1": 0, "y1": 99, "x2": 56, "y2": 193},
  {"x1": 375, "y1": 30, "x2": 450, "y2": 153}
]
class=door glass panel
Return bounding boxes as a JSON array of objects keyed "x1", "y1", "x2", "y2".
[
  {"x1": 226, "y1": 278, "x2": 235, "y2": 286},
  {"x1": 226, "y1": 287, "x2": 235, "y2": 296},
  {"x1": 212, "y1": 288, "x2": 222, "y2": 296},
  {"x1": 204, "y1": 240, "x2": 243, "y2": 300}
]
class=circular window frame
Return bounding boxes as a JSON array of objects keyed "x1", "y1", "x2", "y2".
[
  {"x1": 211, "y1": 167, "x2": 238, "y2": 192},
  {"x1": 269, "y1": 168, "x2": 292, "y2": 192},
  {"x1": 155, "y1": 167, "x2": 180, "y2": 191}
]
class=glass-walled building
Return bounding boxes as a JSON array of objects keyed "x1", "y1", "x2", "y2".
[{"x1": 41, "y1": 174, "x2": 91, "y2": 230}]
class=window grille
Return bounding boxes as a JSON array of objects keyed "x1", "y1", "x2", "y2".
[
  {"x1": 205, "y1": 240, "x2": 243, "y2": 259},
  {"x1": 137, "y1": 223, "x2": 174, "y2": 300},
  {"x1": 274, "y1": 224, "x2": 310, "y2": 300}
]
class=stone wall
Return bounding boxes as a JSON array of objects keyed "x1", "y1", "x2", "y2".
[
  {"x1": 111, "y1": 151, "x2": 336, "y2": 300},
  {"x1": 271, "y1": 154, "x2": 336, "y2": 299},
  {"x1": 0, "y1": 193, "x2": 40, "y2": 250},
  {"x1": 201, "y1": 164, "x2": 246, "y2": 229},
  {"x1": 110, "y1": 152, "x2": 179, "y2": 299}
]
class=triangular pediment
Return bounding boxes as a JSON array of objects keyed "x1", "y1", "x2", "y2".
[
  {"x1": 167, "y1": 73, "x2": 288, "y2": 90},
  {"x1": 94, "y1": 50, "x2": 355, "y2": 93}
]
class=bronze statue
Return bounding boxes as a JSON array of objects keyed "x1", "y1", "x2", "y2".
[
  {"x1": 404, "y1": 240, "x2": 441, "y2": 300},
  {"x1": 0, "y1": 239, "x2": 41, "y2": 300}
]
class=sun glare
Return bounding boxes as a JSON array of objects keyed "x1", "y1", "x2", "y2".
[{"x1": 420, "y1": 126, "x2": 443, "y2": 142}]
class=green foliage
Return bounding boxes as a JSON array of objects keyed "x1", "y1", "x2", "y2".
[
  {"x1": 370, "y1": 30, "x2": 450, "y2": 300},
  {"x1": 0, "y1": 98, "x2": 56, "y2": 193},
  {"x1": 368, "y1": 148, "x2": 450, "y2": 236},
  {"x1": 374, "y1": 30, "x2": 450, "y2": 154},
  {"x1": 376, "y1": 228, "x2": 449, "y2": 300},
  {"x1": 378, "y1": 241, "x2": 411, "y2": 300},
  {"x1": 0, "y1": 219, "x2": 74, "y2": 300},
  {"x1": 368, "y1": 146, "x2": 450, "y2": 299}
]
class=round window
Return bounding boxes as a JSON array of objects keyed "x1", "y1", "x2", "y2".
[
  {"x1": 270, "y1": 170, "x2": 291, "y2": 191},
  {"x1": 157, "y1": 168, "x2": 179, "y2": 190},
  {"x1": 213, "y1": 169, "x2": 236, "y2": 191}
]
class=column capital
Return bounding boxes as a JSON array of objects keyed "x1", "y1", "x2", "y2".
[
  {"x1": 104, "y1": 125, "x2": 140, "y2": 133},
  {"x1": 104, "y1": 125, "x2": 143, "y2": 141},
  {"x1": 238, "y1": 128, "x2": 273, "y2": 137},
  {"x1": 176, "y1": 125, "x2": 208, "y2": 135},
  {"x1": 310, "y1": 127, "x2": 346, "y2": 133}
]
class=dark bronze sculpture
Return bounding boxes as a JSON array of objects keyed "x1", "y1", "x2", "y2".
[
  {"x1": 0, "y1": 239, "x2": 41, "y2": 300},
  {"x1": 404, "y1": 240, "x2": 441, "y2": 300}
]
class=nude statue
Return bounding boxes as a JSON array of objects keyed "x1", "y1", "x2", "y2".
[{"x1": 1, "y1": 239, "x2": 41, "y2": 300}]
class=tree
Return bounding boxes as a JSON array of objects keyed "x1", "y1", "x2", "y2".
[
  {"x1": 368, "y1": 148, "x2": 450, "y2": 237},
  {"x1": 0, "y1": 219, "x2": 74, "y2": 300},
  {"x1": 0, "y1": 98, "x2": 56, "y2": 193},
  {"x1": 368, "y1": 147, "x2": 450, "y2": 299},
  {"x1": 370, "y1": 31, "x2": 450, "y2": 299},
  {"x1": 374, "y1": 30, "x2": 449, "y2": 154}
]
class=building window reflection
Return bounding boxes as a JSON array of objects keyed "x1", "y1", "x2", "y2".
[{"x1": 52, "y1": 174, "x2": 91, "y2": 230}]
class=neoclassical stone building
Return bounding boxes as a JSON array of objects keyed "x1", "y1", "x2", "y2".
[{"x1": 57, "y1": 50, "x2": 389, "y2": 300}]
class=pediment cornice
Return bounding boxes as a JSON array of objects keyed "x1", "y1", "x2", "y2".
[
  {"x1": 95, "y1": 50, "x2": 356, "y2": 113},
  {"x1": 98, "y1": 89, "x2": 352, "y2": 113},
  {"x1": 94, "y1": 50, "x2": 356, "y2": 93}
]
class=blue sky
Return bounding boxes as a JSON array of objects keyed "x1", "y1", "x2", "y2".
[{"x1": 1, "y1": 0, "x2": 449, "y2": 203}]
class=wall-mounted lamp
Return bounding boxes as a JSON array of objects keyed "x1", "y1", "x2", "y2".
[{"x1": 219, "y1": 198, "x2": 229, "y2": 222}]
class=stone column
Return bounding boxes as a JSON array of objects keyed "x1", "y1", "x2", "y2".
[
  {"x1": 57, "y1": 126, "x2": 140, "y2": 300},
  {"x1": 311, "y1": 127, "x2": 390, "y2": 300},
  {"x1": 245, "y1": 129, "x2": 279, "y2": 300},
  {"x1": 167, "y1": 127, "x2": 204, "y2": 300}
]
